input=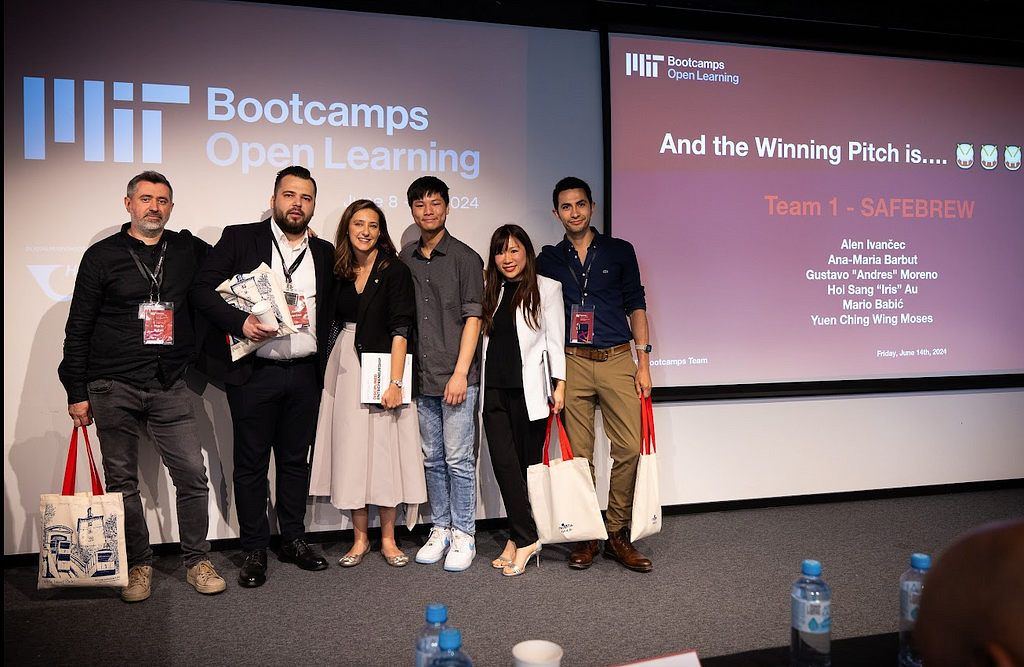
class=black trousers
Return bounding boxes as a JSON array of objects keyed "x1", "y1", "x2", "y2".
[
  {"x1": 226, "y1": 357, "x2": 320, "y2": 551},
  {"x1": 482, "y1": 386, "x2": 547, "y2": 547}
]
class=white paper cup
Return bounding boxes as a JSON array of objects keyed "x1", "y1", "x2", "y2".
[
  {"x1": 250, "y1": 301, "x2": 278, "y2": 330},
  {"x1": 513, "y1": 640, "x2": 563, "y2": 667}
]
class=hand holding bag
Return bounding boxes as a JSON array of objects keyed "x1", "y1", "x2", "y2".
[
  {"x1": 38, "y1": 426, "x2": 129, "y2": 589},
  {"x1": 630, "y1": 396, "x2": 662, "y2": 542},
  {"x1": 527, "y1": 412, "x2": 608, "y2": 545}
]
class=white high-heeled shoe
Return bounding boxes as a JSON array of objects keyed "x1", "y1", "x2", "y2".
[
  {"x1": 493, "y1": 540, "x2": 516, "y2": 568},
  {"x1": 502, "y1": 542, "x2": 541, "y2": 577}
]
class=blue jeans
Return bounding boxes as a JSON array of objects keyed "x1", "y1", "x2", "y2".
[
  {"x1": 87, "y1": 378, "x2": 211, "y2": 568},
  {"x1": 417, "y1": 385, "x2": 478, "y2": 536}
]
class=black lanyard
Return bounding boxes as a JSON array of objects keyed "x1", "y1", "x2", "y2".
[
  {"x1": 123, "y1": 235, "x2": 168, "y2": 302},
  {"x1": 271, "y1": 235, "x2": 307, "y2": 290},
  {"x1": 564, "y1": 243, "x2": 598, "y2": 306}
]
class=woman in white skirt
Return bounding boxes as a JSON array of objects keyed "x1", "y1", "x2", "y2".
[{"x1": 310, "y1": 199, "x2": 426, "y2": 567}]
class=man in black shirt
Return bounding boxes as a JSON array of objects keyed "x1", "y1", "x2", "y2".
[{"x1": 58, "y1": 171, "x2": 225, "y2": 602}]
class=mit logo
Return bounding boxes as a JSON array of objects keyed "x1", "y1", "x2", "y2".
[
  {"x1": 625, "y1": 53, "x2": 664, "y2": 78},
  {"x1": 23, "y1": 77, "x2": 189, "y2": 163}
]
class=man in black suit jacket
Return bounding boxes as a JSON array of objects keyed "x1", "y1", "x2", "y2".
[{"x1": 191, "y1": 166, "x2": 332, "y2": 587}]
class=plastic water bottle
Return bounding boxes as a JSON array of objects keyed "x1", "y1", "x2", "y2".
[
  {"x1": 791, "y1": 559, "x2": 832, "y2": 667},
  {"x1": 427, "y1": 628, "x2": 474, "y2": 667},
  {"x1": 416, "y1": 604, "x2": 448, "y2": 667},
  {"x1": 899, "y1": 553, "x2": 931, "y2": 667}
]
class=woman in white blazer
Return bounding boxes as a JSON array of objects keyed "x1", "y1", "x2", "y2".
[{"x1": 480, "y1": 224, "x2": 566, "y2": 577}]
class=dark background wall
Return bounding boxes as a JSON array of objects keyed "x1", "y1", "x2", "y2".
[{"x1": 250, "y1": 0, "x2": 1021, "y2": 66}]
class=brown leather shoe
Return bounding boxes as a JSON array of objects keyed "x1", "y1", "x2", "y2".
[
  {"x1": 568, "y1": 540, "x2": 601, "y2": 569},
  {"x1": 604, "y1": 528, "x2": 653, "y2": 572}
]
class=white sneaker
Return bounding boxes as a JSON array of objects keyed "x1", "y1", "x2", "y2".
[
  {"x1": 443, "y1": 529, "x2": 476, "y2": 572},
  {"x1": 416, "y1": 526, "x2": 451, "y2": 564}
]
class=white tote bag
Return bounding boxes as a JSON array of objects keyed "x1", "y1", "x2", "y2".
[
  {"x1": 38, "y1": 426, "x2": 129, "y2": 589},
  {"x1": 630, "y1": 396, "x2": 662, "y2": 542},
  {"x1": 527, "y1": 413, "x2": 608, "y2": 545}
]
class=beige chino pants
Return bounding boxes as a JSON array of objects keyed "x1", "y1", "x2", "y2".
[{"x1": 560, "y1": 349, "x2": 642, "y2": 532}]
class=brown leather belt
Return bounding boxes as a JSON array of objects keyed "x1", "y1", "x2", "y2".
[{"x1": 565, "y1": 343, "x2": 632, "y2": 361}]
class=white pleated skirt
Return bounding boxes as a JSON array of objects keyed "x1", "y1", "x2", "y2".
[{"x1": 310, "y1": 324, "x2": 427, "y2": 515}]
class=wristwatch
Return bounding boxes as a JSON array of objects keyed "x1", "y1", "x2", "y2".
[
  {"x1": 390, "y1": 379, "x2": 404, "y2": 388},
  {"x1": 638, "y1": 344, "x2": 652, "y2": 353}
]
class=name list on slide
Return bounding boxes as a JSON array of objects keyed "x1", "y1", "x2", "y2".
[{"x1": 806, "y1": 235, "x2": 949, "y2": 359}]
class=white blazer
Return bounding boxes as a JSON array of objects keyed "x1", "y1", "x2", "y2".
[{"x1": 481, "y1": 275, "x2": 567, "y2": 421}]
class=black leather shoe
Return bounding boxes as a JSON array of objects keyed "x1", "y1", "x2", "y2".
[
  {"x1": 568, "y1": 540, "x2": 601, "y2": 569},
  {"x1": 604, "y1": 527, "x2": 653, "y2": 572},
  {"x1": 238, "y1": 548, "x2": 267, "y2": 588},
  {"x1": 278, "y1": 538, "x2": 328, "y2": 571}
]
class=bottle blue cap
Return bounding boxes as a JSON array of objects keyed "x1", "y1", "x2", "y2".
[
  {"x1": 438, "y1": 628, "x2": 462, "y2": 651},
  {"x1": 802, "y1": 559, "x2": 822, "y2": 576},
  {"x1": 426, "y1": 604, "x2": 448, "y2": 624},
  {"x1": 910, "y1": 553, "x2": 931, "y2": 570}
]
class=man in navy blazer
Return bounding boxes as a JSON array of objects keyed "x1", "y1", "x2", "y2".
[{"x1": 191, "y1": 166, "x2": 333, "y2": 587}]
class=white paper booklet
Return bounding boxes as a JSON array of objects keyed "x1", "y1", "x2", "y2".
[{"x1": 359, "y1": 353, "x2": 413, "y2": 404}]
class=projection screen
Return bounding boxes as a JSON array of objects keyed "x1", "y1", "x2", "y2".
[
  {"x1": 3, "y1": 0, "x2": 602, "y2": 554},
  {"x1": 608, "y1": 33, "x2": 1024, "y2": 390}
]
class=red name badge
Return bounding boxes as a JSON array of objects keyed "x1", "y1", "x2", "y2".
[
  {"x1": 570, "y1": 304, "x2": 595, "y2": 345},
  {"x1": 288, "y1": 295, "x2": 310, "y2": 327},
  {"x1": 142, "y1": 302, "x2": 174, "y2": 345}
]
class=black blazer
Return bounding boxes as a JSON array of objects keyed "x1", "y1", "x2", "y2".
[
  {"x1": 190, "y1": 219, "x2": 335, "y2": 387},
  {"x1": 320, "y1": 251, "x2": 415, "y2": 378}
]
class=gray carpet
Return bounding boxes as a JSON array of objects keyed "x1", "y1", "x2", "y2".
[{"x1": 5, "y1": 487, "x2": 1022, "y2": 666}]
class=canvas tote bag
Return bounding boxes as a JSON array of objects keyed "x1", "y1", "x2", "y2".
[
  {"x1": 630, "y1": 396, "x2": 662, "y2": 542},
  {"x1": 38, "y1": 426, "x2": 129, "y2": 589},
  {"x1": 527, "y1": 412, "x2": 608, "y2": 545}
]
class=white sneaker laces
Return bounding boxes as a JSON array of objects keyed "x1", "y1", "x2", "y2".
[{"x1": 426, "y1": 527, "x2": 448, "y2": 547}]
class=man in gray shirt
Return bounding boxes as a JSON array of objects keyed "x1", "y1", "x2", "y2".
[{"x1": 400, "y1": 176, "x2": 484, "y2": 571}]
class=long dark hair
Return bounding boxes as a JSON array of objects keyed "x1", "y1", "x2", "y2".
[
  {"x1": 333, "y1": 199, "x2": 396, "y2": 280},
  {"x1": 482, "y1": 224, "x2": 542, "y2": 334}
]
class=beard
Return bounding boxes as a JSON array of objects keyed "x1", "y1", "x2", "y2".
[
  {"x1": 273, "y1": 206, "x2": 312, "y2": 235},
  {"x1": 130, "y1": 213, "x2": 167, "y2": 239}
]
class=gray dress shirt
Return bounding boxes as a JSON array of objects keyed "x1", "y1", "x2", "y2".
[{"x1": 400, "y1": 230, "x2": 484, "y2": 396}]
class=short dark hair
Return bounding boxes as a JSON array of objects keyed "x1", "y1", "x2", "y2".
[
  {"x1": 274, "y1": 165, "x2": 317, "y2": 197},
  {"x1": 407, "y1": 176, "x2": 449, "y2": 207},
  {"x1": 127, "y1": 171, "x2": 172, "y2": 201},
  {"x1": 552, "y1": 176, "x2": 593, "y2": 209}
]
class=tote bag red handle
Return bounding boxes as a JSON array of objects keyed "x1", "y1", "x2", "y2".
[
  {"x1": 542, "y1": 412, "x2": 574, "y2": 466},
  {"x1": 61, "y1": 426, "x2": 104, "y2": 496},
  {"x1": 641, "y1": 396, "x2": 657, "y2": 455}
]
